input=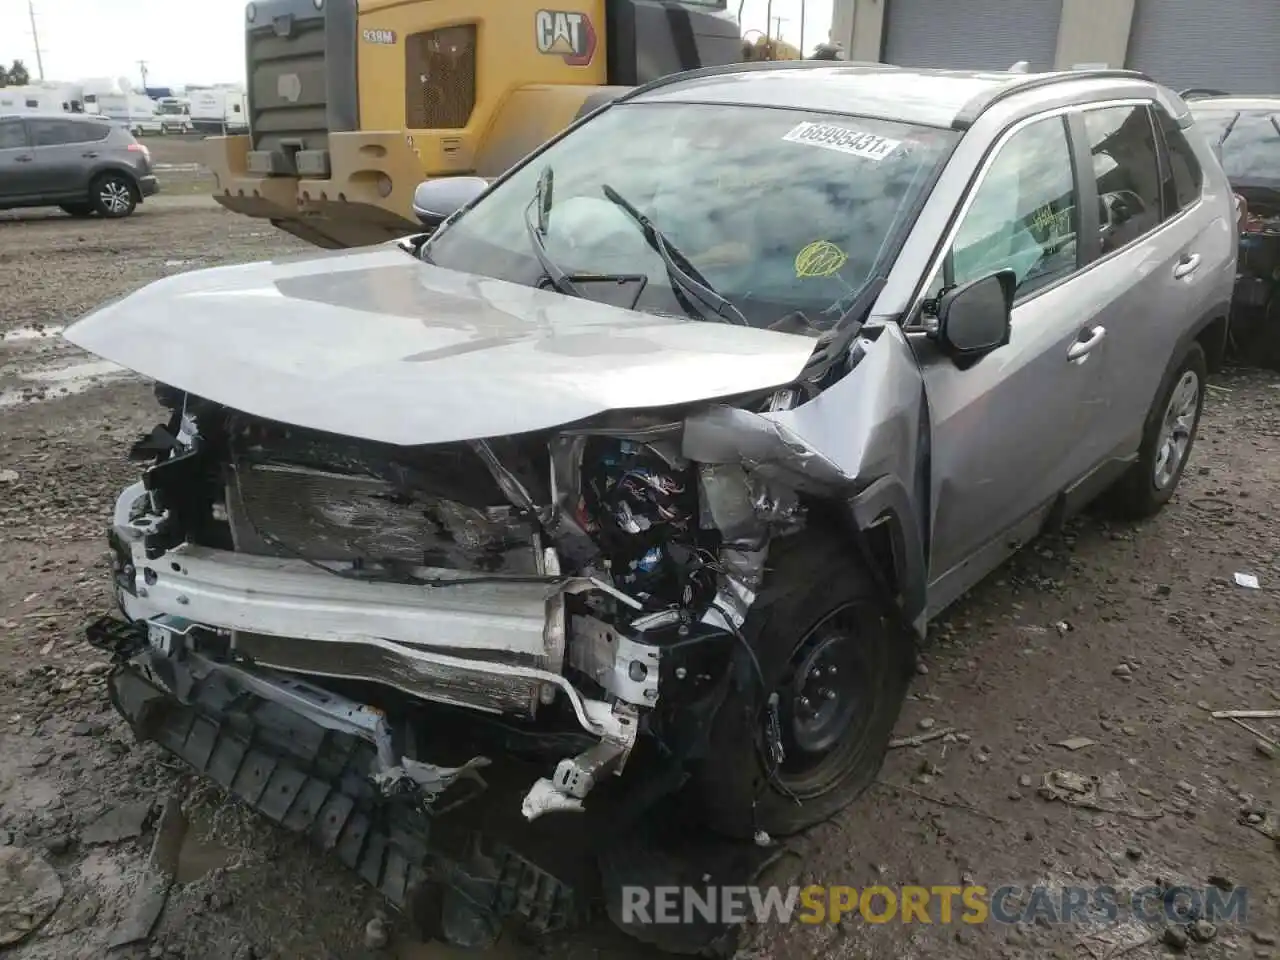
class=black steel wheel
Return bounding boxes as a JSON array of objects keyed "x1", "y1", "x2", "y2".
[{"x1": 692, "y1": 529, "x2": 912, "y2": 839}]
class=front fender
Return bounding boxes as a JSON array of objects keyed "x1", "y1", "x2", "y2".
[{"x1": 848, "y1": 474, "x2": 928, "y2": 635}]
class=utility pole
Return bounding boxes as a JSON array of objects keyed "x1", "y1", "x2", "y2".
[
  {"x1": 138, "y1": 60, "x2": 149, "y2": 90},
  {"x1": 28, "y1": 0, "x2": 45, "y2": 80},
  {"x1": 799, "y1": 0, "x2": 806, "y2": 57},
  {"x1": 765, "y1": 0, "x2": 773, "y2": 40},
  {"x1": 771, "y1": 15, "x2": 789, "y2": 43}
]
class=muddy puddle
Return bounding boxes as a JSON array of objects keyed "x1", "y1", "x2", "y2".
[
  {"x1": 173, "y1": 831, "x2": 236, "y2": 885},
  {"x1": 1, "y1": 325, "x2": 65, "y2": 343},
  {"x1": 0, "y1": 358, "x2": 132, "y2": 407}
]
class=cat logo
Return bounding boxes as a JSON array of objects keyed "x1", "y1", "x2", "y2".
[{"x1": 535, "y1": 10, "x2": 596, "y2": 66}]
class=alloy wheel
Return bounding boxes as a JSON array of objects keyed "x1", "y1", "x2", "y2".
[
  {"x1": 1153, "y1": 370, "x2": 1199, "y2": 490},
  {"x1": 99, "y1": 181, "x2": 133, "y2": 216}
]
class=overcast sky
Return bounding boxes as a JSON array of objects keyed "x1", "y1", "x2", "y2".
[{"x1": 1, "y1": 0, "x2": 835, "y2": 87}]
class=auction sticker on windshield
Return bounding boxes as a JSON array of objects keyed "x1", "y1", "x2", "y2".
[{"x1": 782, "y1": 122, "x2": 901, "y2": 161}]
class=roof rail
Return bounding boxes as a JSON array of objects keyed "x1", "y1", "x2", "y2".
[
  {"x1": 613, "y1": 58, "x2": 900, "y2": 105},
  {"x1": 1178, "y1": 87, "x2": 1230, "y2": 101},
  {"x1": 952, "y1": 68, "x2": 1153, "y2": 129}
]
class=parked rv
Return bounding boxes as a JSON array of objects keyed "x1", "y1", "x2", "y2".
[
  {"x1": 156, "y1": 97, "x2": 195, "y2": 134},
  {"x1": 88, "y1": 93, "x2": 165, "y2": 136},
  {"x1": 0, "y1": 85, "x2": 82, "y2": 114},
  {"x1": 189, "y1": 87, "x2": 247, "y2": 134}
]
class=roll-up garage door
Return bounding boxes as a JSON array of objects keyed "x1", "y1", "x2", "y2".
[
  {"x1": 882, "y1": 0, "x2": 1063, "y2": 71},
  {"x1": 1127, "y1": 0, "x2": 1280, "y2": 95}
]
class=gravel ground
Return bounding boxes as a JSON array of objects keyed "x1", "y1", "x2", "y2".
[{"x1": 0, "y1": 191, "x2": 1276, "y2": 960}]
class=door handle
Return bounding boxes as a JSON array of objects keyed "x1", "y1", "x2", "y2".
[
  {"x1": 1173, "y1": 253, "x2": 1201, "y2": 279},
  {"x1": 1068, "y1": 325, "x2": 1106, "y2": 362},
  {"x1": 14, "y1": 155, "x2": 33, "y2": 162},
  {"x1": 82, "y1": 151, "x2": 99, "y2": 159}
]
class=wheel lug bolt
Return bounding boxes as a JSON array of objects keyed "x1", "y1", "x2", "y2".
[
  {"x1": 824, "y1": 689, "x2": 836, "y2": 701},
  {"x1": 798, "y1": 697, "x2": 810, "y2": 709},
  {"x1": 809, "y1": 668, "x2": 822, "y2": 681},
  {"x1": 827, "y1": 665, "x2": 837, "y2": 676}
]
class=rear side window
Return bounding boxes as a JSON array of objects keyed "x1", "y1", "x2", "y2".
[
  {"x1": 27, "y1": 118, "x2": 96, "y2": 146},
  {"x1": 81, "y1": 121, "x2": 112, "y2": 142},
  {"x1": 1154, "y1": 107, "x2": 1203, "y2": 213},
  {"x1": 27, "y1": 119, "x2": 108, "y2": 146},
  {"x1": 1081, "y1": 105, "x2": 1163, "y2": 255},
  {"x1": 0, "y1": 118, "x2": 26, "y2": 149}
]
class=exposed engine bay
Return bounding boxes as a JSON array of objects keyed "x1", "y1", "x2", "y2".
[{"x1": 105, "y1": 383, "x2": 814, "y2": 826}]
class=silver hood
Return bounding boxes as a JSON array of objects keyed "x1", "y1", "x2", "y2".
[{"x1": 63, "y1": 246, "x2": 815, "y2": 445}]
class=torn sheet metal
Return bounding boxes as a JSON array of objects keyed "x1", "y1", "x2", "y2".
[{"x1": 683, "y1": 324, "x2": 924, "y2": 513}]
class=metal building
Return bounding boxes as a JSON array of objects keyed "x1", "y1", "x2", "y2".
[{"x1": 829, "y1": 0, "x2": 1280, "y2": 94}]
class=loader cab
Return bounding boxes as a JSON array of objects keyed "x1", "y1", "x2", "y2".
[{"x1": 240, "y1": 0, "x2": 742, "y2": 180}]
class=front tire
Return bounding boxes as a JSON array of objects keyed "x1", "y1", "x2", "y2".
[
  {"x1": 691, "y1": 530, "x2": 911, "y2": 840},
  {"x1": 91, "y1": 173, "x2": 138, "y2": 219},
  {"x1": 1110, "y1": 341, "x2": 1206, "y2": 519}
]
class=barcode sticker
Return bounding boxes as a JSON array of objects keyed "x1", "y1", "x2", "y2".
[{"x1": 781, "y1": 121, "x2": 901, "y2": 161}]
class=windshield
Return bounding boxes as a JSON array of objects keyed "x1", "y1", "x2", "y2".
[
  {"x1": 1191, "y1": 106, "x2": 1280, "y2": 181},
  {"x1": 424, "y1": 102, "x2": 957, "y2": 332}
]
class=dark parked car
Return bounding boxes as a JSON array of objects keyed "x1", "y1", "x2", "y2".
[
  {"x1": 1186, "y1": 94, "x2": 1280, "y2": 365},
  {"x1": 0, "y1": 112, "x2": 159, "y2": 219}
]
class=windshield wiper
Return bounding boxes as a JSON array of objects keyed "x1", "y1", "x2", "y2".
[
  {"x1": 600, "y1": 183, "x2": 749, "y2": 326},
  {"x1": 1216, "y1": 111, "x2": 1241, "y2": 150},
  {"x1": 524, "y1": 166, "x2": 585, "y2": 299}
]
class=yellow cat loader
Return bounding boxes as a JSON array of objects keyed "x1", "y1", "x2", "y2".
[{"x1": 208, "y1": 0, "x2": 743, "y2": 248}]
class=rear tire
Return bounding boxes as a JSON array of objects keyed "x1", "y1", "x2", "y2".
[
  {"x1": 60, "y1": 203, "x2": 95, "y2": 218},
  {"x1": 691, "y1": 529, "x2": 911, "y2": 840},
  {"x1": 91, "y1": 173, "x2": 138, "y2": 219},
  {"x1": 1109, "y1": 341, "x2": 1206, "y2": 519}
]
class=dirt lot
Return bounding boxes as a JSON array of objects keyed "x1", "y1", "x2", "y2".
[{"x1": 0, "y1": 188, "x2": 1277, "y2": 960}]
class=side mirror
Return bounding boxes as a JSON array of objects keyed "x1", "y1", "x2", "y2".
[
  {"x1": 934, "y1": 270, "x2": 1014, "y2": 361},
  {"x1": 411, "y1": 176, "x2": 490, "y2": 228}
]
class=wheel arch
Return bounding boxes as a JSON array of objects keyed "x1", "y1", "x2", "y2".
[
  {"x1": 1165, "y1": 301, "x2": 1230, "y2": 376},
  {"x1": 841, "y1": 475, "x2": 929, "y2": 638},
  {"x1": 1193, "y1": 309, "x2": 1230, "y2": 374},
  {"x1": 88, "y1": 164, "x2": 142, "y2": 197},
  {"x1": 1144, "y1": 301, "x2": 1228, "y2": 434}
]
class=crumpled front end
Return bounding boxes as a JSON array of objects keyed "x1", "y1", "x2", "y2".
[
  {"x1": 97, "y1": 384, "x2": 833, "y2": 810},
  {"x1": 89, "y1": 319, "x2": 927, "y2": 946}
]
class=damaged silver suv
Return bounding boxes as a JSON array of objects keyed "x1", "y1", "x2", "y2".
[{"x1": 67, "y1": 62, "x2": 1236, "y2": 950}]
